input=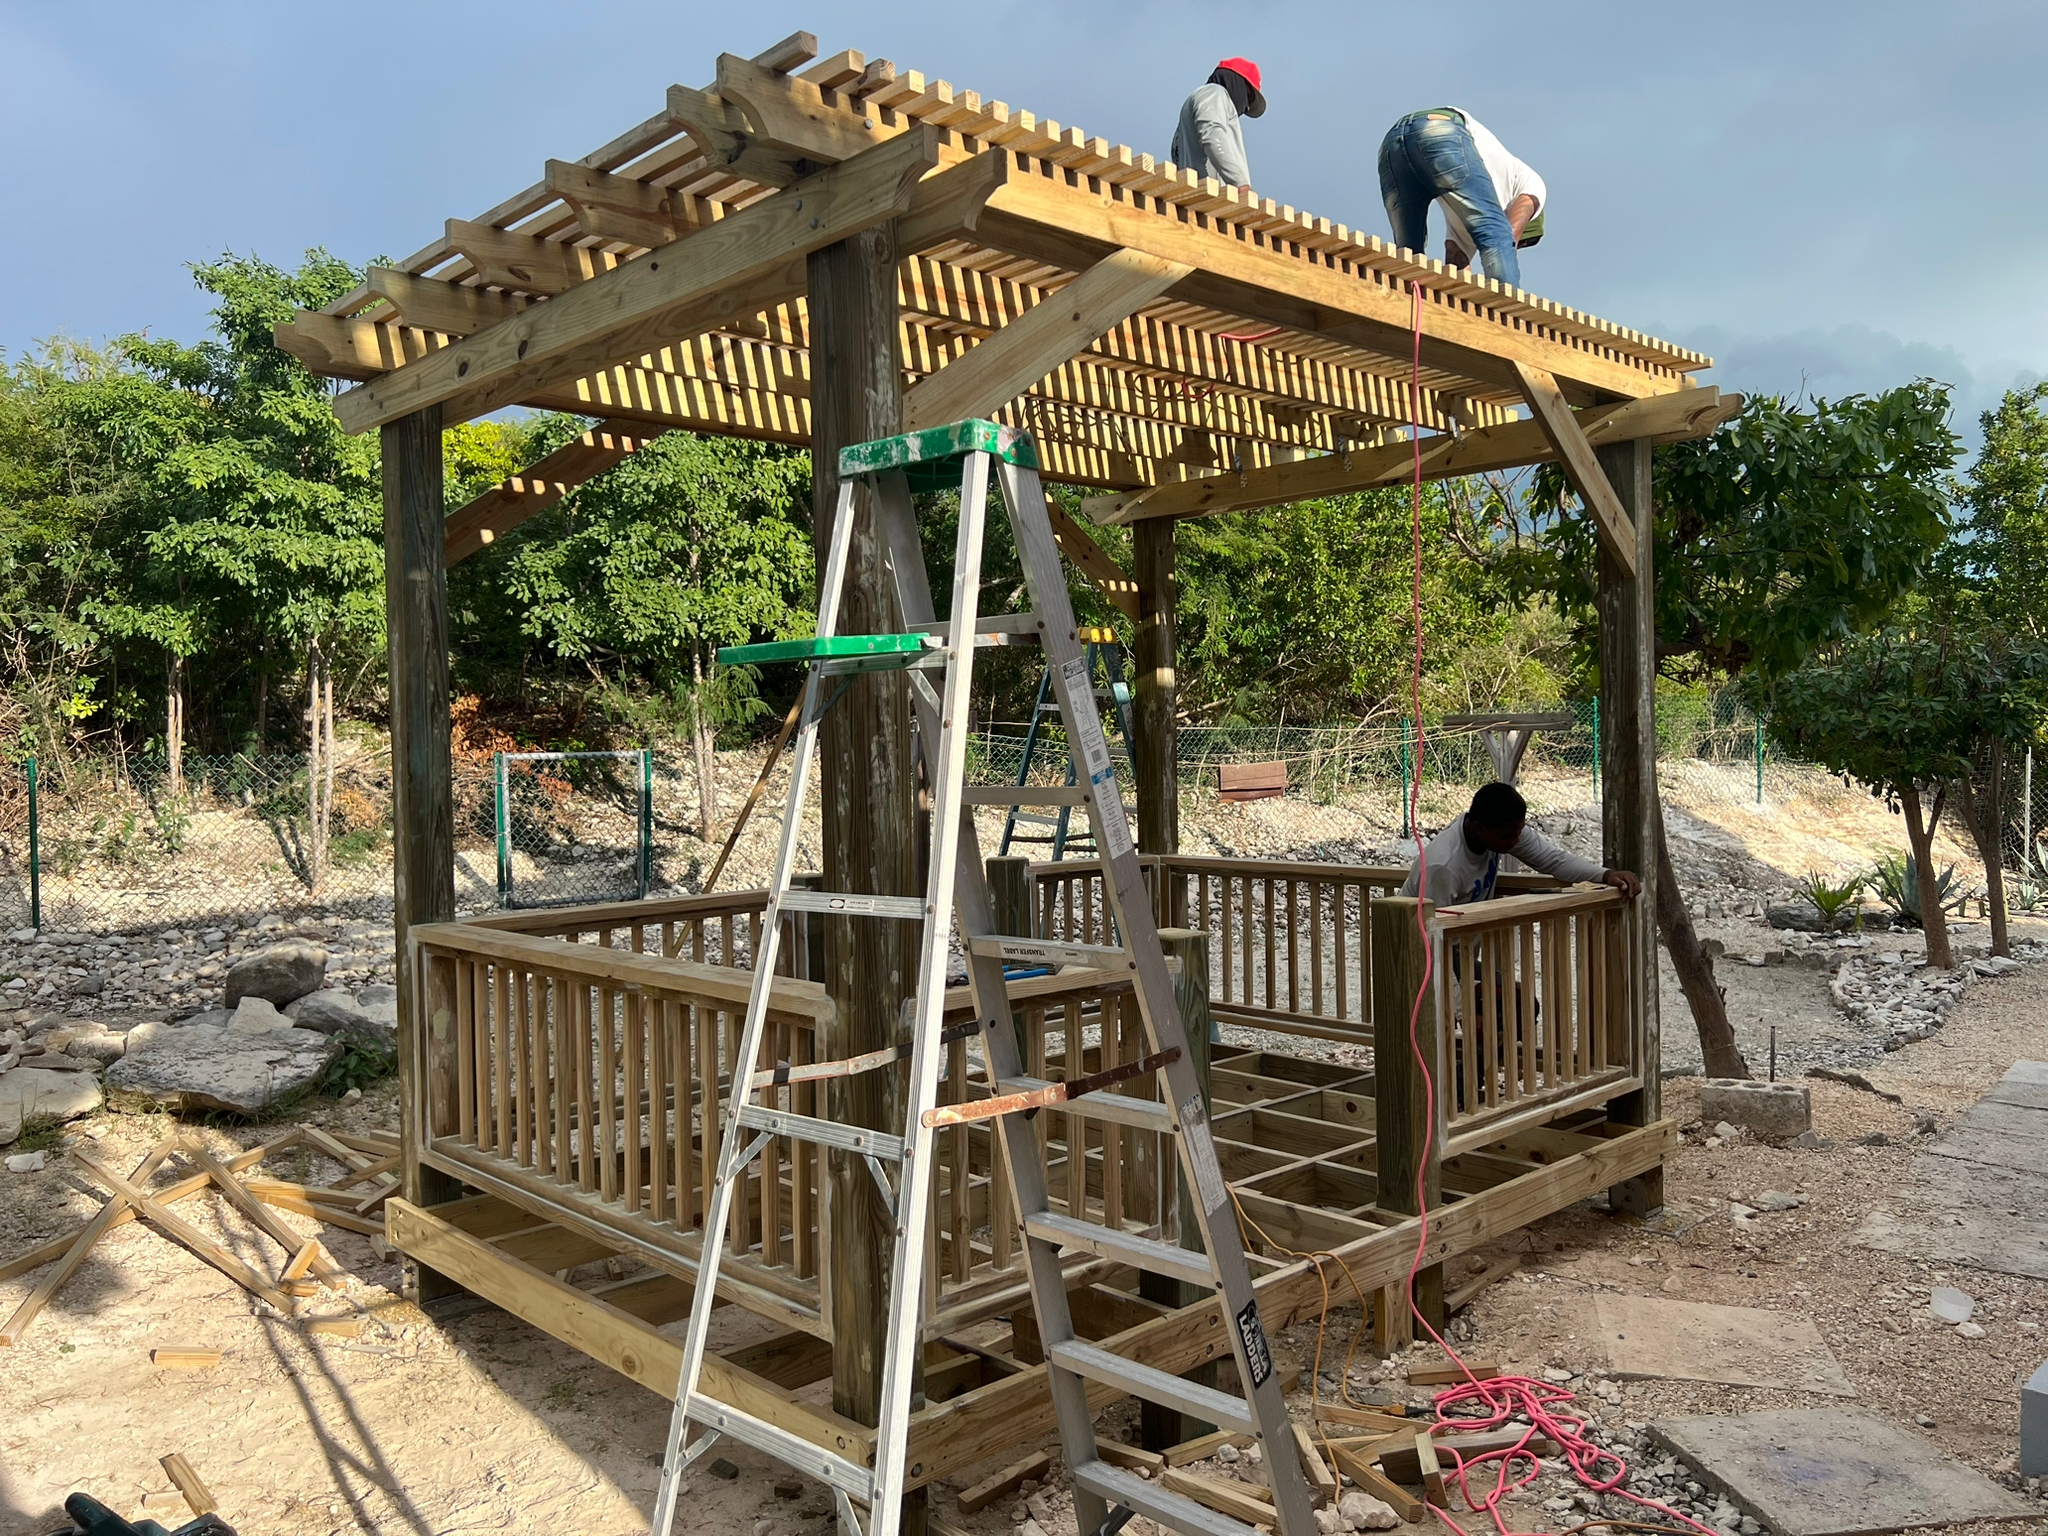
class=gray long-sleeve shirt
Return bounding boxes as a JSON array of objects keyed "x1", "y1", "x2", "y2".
[
  {"x1": 1171, "y1": 83, "x2": 1250, "y2": 188},
  {"x1": 1398, "y1": 814, "x2": 1606, "y2": 909}
]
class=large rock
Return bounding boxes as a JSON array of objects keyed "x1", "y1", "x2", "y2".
[
  {"x1": 355, "y1": 984, "x2": 398, "y2": 1027},
  {"x1": 285, "y1": 989, "x2": 392, "y2": 1040},
  {"x1": 223, "y1": 941, "x2": 328, "y2": 1007},
  {"x1": 0, "y1": 1067, "x2": 104, "y2": 1145},
  {"x1": 1699, "y1": 1078, "x2": 1811, "y2": 1141},
  {"x1": 107, "y1": 1019, "x2": 339, "y2": 1116}
]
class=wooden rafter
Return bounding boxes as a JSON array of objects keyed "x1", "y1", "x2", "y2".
[
  {"x1": 1081, "y1": 388, "x2": 1742, "y2": 525},
  {"x1": 445, "y1": 423, "x2": 659, "y2": 565}
]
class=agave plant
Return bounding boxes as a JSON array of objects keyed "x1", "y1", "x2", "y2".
[
  {"x1": 1798, "y1": 868, "x2": 1865, "y2": 931},
  {"x1": 1869, "y1": 850, "x2": 1962, "y2": 928}
]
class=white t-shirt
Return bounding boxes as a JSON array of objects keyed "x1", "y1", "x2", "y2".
[
  {"x1": 1438, "y1": 110, "x2": 1546, "y2": 258},
  {"x1": 1397, "y1": 814, "x2": 1604, "y2": 910}
]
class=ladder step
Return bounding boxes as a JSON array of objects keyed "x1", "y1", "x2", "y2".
[
  {"x1": 1023, "y1": 1212, "x2": 1214, "y2": 1289},
  {"x1": 681, "y1": 1392, "x2": 877, "y2": 1501},
  {"x1": 962, "y1": 786, "x2": 1089, "y2": 807},
  {"x1": 719, "y1": 633, "x2": 935, "y2": 667},
  {"x1": 1007, "y1": 814, "x2": 1062, "y2": 828},
  {"x1": 968, "y1": 936, "x2": 1131, "y2": 969},
  {"x1": 911, "y1": 612, "x2": 1042, "y2": 640},
  {"x1": 737, "y1": 1104, "x2": 906, "y2": 1161},
  {"x1": 1048, "y1": 1340, "x2": 1257, "y2": 1437},
  {"x1": 989, "y1": 1076, "x2": 1175, "y2": 1135},
  {"x1": 1070, "y1": 1460, "x2": 1268, "y2": 1536},
  {"x1": 780, "y1": 890, "x2": 927, "y2": 920}
]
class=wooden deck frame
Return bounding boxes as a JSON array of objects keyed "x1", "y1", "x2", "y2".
[{"x1": 285, "y1": 28, "x2": 1697, "y2": 1502}]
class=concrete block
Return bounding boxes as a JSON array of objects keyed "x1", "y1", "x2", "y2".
[
  {"x1": 2024, "y1": 1359, "x2": 2048, "y2": 1477},
  {"x1": 1699, "y1": 1079, "x2": 1811, "y2": 1140}
]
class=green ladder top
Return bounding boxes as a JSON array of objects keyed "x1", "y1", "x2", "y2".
[
  {"x1": 717, "y1": 632, "x2": 938, "y2": 668},
  {"x1": 837, "y1": 419, "x2": 1039, "y2": 491}
]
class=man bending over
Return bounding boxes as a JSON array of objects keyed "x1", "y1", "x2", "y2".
[{"x1": 1401, "y1": 781, "x2": 1640, "y2": 908}]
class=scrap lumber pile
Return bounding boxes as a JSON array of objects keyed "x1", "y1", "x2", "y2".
[{"x1": 0, "y1": 1124, "x2": 400, "y2": 1345}]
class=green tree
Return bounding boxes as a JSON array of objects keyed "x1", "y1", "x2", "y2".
[
  {"x1": 1950, "y1": 381, "x2": 2048, "y2": 636},
  {"x1": 1758, "y1": 628, "x2": 2048, "y2": 964},
  {"x1": 502, "y1": 432, "x2": 813, "y2": 834},
  {"x1": 1500, "y1": 383, "x2": 1960, "y2": 1075}
]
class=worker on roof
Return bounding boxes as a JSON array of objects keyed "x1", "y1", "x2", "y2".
[
  {"x1": 1377, "y1": 108, "x2": 1546, "y2": 288},
  {"x1": 1400, "y1": 782, "x2": 1639, "y2": 909},
  {"x1": 1171, "y1": 57, "x2": 1265, "y2": 194}
]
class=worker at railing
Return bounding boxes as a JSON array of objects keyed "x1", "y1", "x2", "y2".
[{"x1": 1401, "y1": 781, "x2": 1640, "y2": 908}]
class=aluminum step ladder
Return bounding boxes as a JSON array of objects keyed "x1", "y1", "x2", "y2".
[
  {"x1": 651, "y1": 420, "x2": 1316, "y2": 1536},
  {"x1": 998, "y1": 631, "x2": 1135, "y2": 861}
]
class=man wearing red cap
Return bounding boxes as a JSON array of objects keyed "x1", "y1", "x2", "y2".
[{"x1": 1171, "y1": 57, "x2": 1265, "y2": 194}]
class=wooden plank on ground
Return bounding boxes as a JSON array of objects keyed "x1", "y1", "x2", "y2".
[
  {"x1": 1446, "y1": 1255, "x2": 1520, "y2": 1312},
  {"x1": 1378, "y1": 1427, "x2": 1554, "y2": 1483},
  {"x1": 1407, "y1": 1359, "x2": 1501, "y2": 1386},
  {"x1": 1294, "y1": 1422, "x2": 1338, "y2": 1505},
  {"x1": 159, "y1": 1454, "x2": 216, "y2": 1517},
  {"x1": 1096, "y1": 1438, "x2": 1165, "y2": 1473},
  {"x1": 1162, "y1": 1429, "x2": 1252, "y2": 1467},
  {"x1": 1159, "y1": 1468, "x2": 1274, "y2": 1526},
  {"x1": 1324, "y1": 1441, "x2": 1425, "y2": 1524},
  {"x1": 150, "y1": 1347, "x2": 222, "y2": 1370},
  {"x1": 73, "y1": 1151, "x2": 291, "y2": 1311},
  {"x1": 956, "y1": 1450, "x2": 1052, "y2": 1514}
]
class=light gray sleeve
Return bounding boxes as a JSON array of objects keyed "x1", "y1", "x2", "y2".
[
  {"x1": 1191, "y1": 95, "x2": 1251, "y2": 187},
  {"x1": 1511, "y1": 827, "x2": 1605, "y2": 886}
]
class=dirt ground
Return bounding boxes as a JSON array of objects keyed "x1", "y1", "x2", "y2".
[{"x1": 1, "y1": 956, "x2": 2041, "y2": 1536}]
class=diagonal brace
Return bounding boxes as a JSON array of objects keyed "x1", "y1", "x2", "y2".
[{"x1": 1514, "y1": 361, "x2": 1639, "y2": 578}]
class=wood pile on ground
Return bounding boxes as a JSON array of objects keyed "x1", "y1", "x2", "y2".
[{"x1": 0, "y1": 1124, "x2": 399, "y2": 1345}]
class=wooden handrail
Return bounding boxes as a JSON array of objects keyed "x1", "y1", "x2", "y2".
[
  {"x1": 458, "y1": 887, "x2": 771, "y2": 934},
  {"x1": 1432, "y1": 884, "x2": 1622, "y2": 929},
  {"x1": 410, "y1": 920, "x2": 834, "y2": 1024}
]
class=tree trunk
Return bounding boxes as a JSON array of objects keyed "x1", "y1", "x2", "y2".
[
  {"x1": 1899, "y1": 783, "x2": 1954, "y2": 969},
  {"x1": 166, "y1": 654, "x2": 185, "y2": 798},
  {"x1": 690, "y1": 645, "x2": 717, "y2": 840},
  {"x1": 255, "y1": 665, "x2": 268, "y2": 749},
  {"x1": 1955, "y1": 748, "x2": 2010, "y2": 958},
  {"x1": 1657, "y1": 803, "x2": 1750, "y2": 1078}
]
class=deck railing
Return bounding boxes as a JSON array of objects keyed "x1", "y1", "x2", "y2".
[
  {"x1": 1429, "y1": 886, "x2": 1644, "y2": 1155},
  {"x1": 1022, "y1": 855, "x2": 1559, "y2": 1043},
  {"x1": 406, "y1": 907, "x2": 1164, "y2": 1339}
]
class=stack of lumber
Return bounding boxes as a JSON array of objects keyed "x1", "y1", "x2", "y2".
[{"x1": 0, "y1": 1124, "x2": 400, "y2": 1346}]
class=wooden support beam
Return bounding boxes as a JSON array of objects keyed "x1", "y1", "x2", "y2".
[
  {"x1": 749, "y1": 30, "x2": 818, "y2": 74},
  {"x1": 334, "y1": 130, "x2": 946, "y2": 434},
  {"x1": 1131, "y1": 521, "x2": 1178, "y2": 857},
  {"x1": 1080, "y1": 388, "x2": 1737, "y2": 525},
  {"x1": 545, "y1": 160, "x2": 702, "y2": 249},
  {"x1": 444, "y1": 219, "x2": 613, "y2": 296},
  {"x1": 901, "y1": 249, "x2": 1192, "y2": 431},
  {"x1": 809, "y1": 215, "x2": 922, "y2": 1513},
  {"x1": 384, "y1": 403, "x2": 462, "y2": 1299},
  {"x1": 364, "y1": 268, "x2": 532, "y2": 337},
  {"x1": 1368, "y1": 898, "x2": 1443, "y2": 1337},
  {"x1": 1515, "y1": 362, "x2": 1638, "y2": 579},
  {"x1": 1046, "y1": 503, "x2": 1139, "y2": 619},
  {"x1": 445, "y1": 422, "x2": 659, "y2": 565},
  {"x1": 1595, "y1": 436, "x2": 1664, "y2": 1218},
  {"x1": 716, "y1": 54, "x2": 894, "y2": 165}
]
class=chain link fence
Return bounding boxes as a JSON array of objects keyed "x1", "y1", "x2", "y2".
[{"x1": 3, "y1": 692, "x2": 2040, "y2": 934}]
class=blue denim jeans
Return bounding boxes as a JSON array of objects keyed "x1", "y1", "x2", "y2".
[{"x1": 1377, "y1": 111, "x2": 1520, "y2": 287}]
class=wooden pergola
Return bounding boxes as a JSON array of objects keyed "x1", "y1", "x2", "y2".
[{"x1": 280, "y1": 29, "x2": 1736, "y2": 1503}]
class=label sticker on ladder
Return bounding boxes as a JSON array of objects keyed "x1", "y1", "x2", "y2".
[
  {"x1": 1060, "y1": 655, "x2": 1134, "y2": 860},
  {"x1": 1235, "y1": 1298, "x2": 1274, "y2": 1390},
  {"x1": 1179, "y1": 1093, "x2": 1230, "y2": 1217}
]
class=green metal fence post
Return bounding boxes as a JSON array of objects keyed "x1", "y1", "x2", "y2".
[
  {"x1": 26, "y1": 758, "x2": 40, "y2": 932},
  {"x1": 1755, "y1": 711, "x2": 1765, "y2": 804},
  {"x1": 494, "y1": 753, "x2": 511, "y2": 908},
  {"x1": 1400, "y1": 719, "x2": 1413, "y2": 839},
  {"x1": 639, "y1": 748, "x2": 654, "y2": 898},
  {"x1": 1590, "y1": 697, "x2": 1601, "y2": 800}
]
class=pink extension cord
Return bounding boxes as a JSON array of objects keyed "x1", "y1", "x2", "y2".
[{"x1": 1395, "y1": 278, "x2": 1711, "y2": 1536}]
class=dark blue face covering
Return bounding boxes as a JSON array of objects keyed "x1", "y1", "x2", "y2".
[{"x1": 1208, "y1": 66, "x2": 1255, "y2": 118}]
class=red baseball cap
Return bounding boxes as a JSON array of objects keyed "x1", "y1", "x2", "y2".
[{"x1": 1216, "y1": 57, "x2": 1266, "y2": 117}]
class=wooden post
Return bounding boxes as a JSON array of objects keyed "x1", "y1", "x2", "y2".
[
  {"x1": 1132, "y1": 521, "x2": 1184, "y2": 923},
  {"x1": 1369, "y1": 898, "x2": 1443, "y2": 1342},
  {"x1": 987, "y1": 855, "x2": 1034, "y2": 940},
  {"x1": 808, "y1": 224, "x2": 925, "y2": 1533},
  {"x1": 1141, "y1": 927, "x2": 1215, "y2": 1449},
  {"x1": 1594, "y1": 438, "x2": 1664, "y2": 1218},
  {"x1": 383, "y1": 403, "x2": 463, "y2": 1302}
]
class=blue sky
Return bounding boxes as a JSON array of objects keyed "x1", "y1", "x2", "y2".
[{"x1": 4, "y1": 0, "x2": 2042, "y2": 435}]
